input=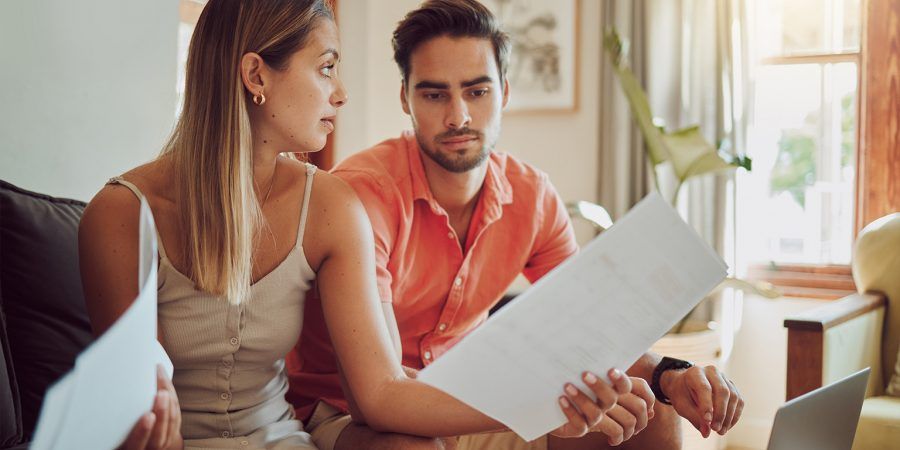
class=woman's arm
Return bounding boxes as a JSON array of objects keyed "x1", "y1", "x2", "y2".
[
  {"x1": 79, "y1": 185, "x2": 182, "y2": 450},
  {"x1": 80, "y1": 186, "x2": 143, "y2": 336},
  {"x1": 333, "y1": 302, "x2": 403, "y2": 426},
  {"x1": 313, "y1": 178, "x2": 501, "y2": 435},
  {"x1": 313, "y1": 176, "x2": 626, "y2": 438}
]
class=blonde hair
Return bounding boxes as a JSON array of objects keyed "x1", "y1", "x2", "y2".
[{"x1": 162, "y1": 0, "x2": 333, "y2": 304}]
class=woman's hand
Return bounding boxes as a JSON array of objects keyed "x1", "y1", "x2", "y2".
[
  {"x1": 589, "y1": 377, "x2": 656, "y2": 446},
  {"x1": 119, "y1": 365, "x2": 183, "y2": 450},
  {"x1": 550, "y1": 368, "x2": 632, "y2": 439}
]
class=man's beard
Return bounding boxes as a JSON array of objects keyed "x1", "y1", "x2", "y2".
[{"x1": 416, "y1": 127, "x2": 492, "y2": 173}]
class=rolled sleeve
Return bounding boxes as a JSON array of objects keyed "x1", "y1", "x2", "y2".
[{"x1": 522, "y1": 176, "x2": 578, "y2": 283}]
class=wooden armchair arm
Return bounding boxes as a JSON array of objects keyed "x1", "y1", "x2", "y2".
[{"x1": 784, "y1": 293, "x2": 886, "y2": 400}]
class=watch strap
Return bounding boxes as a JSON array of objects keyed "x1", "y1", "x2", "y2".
[{"x1": 650, "y1": 356, "x2": 694, "y2": 405}]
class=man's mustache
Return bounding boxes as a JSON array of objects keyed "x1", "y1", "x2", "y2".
[{"x1": 434, "y1": 128, "x2": 483, "y2": 142}]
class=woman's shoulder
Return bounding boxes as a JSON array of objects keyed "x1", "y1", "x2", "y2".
[
  {"x1": 313, "y1": 168, "x2": 358, "y2": 203},
  {"x1": 275, "y1": 157, "x2": 358, "y2": 205},
  {"x1": 98, "y1": 158, "x2": 175, "y2": 203},
  {"x1": 82, "y1": 159, "x2": 174, "y2": 235},
  {"x1": 287, "y1": 159, "x2": 370, "y2": 268}
]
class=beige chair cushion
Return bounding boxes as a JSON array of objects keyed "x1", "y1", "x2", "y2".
[
  {"x1": 853, "y1": 213, "x2": 900, "y2": 396},
  {"x1": 852, "y1": 396, "x2": 900, "y2": 450},
  {"x1": 889, "y1": 346, "x2": 900, "y2": 397}
]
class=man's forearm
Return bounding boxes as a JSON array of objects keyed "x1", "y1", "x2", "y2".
[{"x1": 627, "y1": 352, "x2": 662, "y2": 382}]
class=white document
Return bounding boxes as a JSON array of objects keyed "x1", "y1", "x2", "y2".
[
  {"x1": 32, "y1": 199, "x2": 171, "y2": 450},
  {"x1": 418, "y1": 193, "x2": 728, "y2": 441}
]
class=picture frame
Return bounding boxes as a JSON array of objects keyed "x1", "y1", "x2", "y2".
[{"x1": 483, "y1": 0, "x2": 579, "y2": 112}]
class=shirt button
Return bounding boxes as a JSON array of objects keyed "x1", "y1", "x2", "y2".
[
  {"x1": 424, "y1": 350, "x2": 432, "y2": 360},
  {"x1": 220, "y1": 392, "x2": 231, "y2": 400},
  {"x1": 241, "y1": 440, "x2": 249, "y2": 446},
  {"x1": 222, "y1": 431, "x2": 231, "y2": 438},
  {"x1": 454, "y1": 277, "x2": 462, "y2": 287},
  {"x1": 447, "y1": 232, "x2": 454, "y2": 239},
  {"x1": 229, "y1": 337, "x2": 239, "y2": 346},
  {"x1": 438, "y1": 323, "x2": 447, "y2": 332}
]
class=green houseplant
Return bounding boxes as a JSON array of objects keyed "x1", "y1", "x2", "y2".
[{"x1": 602, "y1": 29, "x2": 779, "y2": 334}]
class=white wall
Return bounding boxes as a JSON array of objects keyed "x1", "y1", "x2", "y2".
[
  {"x1": 335, "y1": 0, "x2": 602, "y2": 242},
  {"x1": 0, "y1": 0, "x2": 179, "y2": 202}
]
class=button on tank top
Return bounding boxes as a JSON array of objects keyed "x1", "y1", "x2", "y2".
[{"x1": 108, "y1": 164, "x2": 318, "y2": 448}]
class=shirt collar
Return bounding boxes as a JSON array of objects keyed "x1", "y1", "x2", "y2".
[{"x1": 404, "y1": 131, "x2": 513, "y2": 213}]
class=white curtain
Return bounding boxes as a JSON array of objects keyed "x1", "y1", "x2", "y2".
[
  {"x1": 597, "y1": 0, "x2": 654, "y2": 221},
  {"x1": 598, "y1": 0, "x2": 750, "y2": 333}
]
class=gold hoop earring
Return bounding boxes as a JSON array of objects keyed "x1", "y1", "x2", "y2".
[{"x1": 252, "y1": 93, "x2": 266, "y2": 105}]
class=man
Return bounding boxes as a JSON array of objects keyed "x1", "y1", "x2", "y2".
[{"x1": 287, "y1": 1, "x2": 744, "y2": 449}]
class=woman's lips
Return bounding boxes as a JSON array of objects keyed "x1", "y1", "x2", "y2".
[{"x1": 320, "y1": 118, "x2": 335, "y2": 132}]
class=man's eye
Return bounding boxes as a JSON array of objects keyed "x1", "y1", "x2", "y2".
[
  {"x1": 470, "y1": 89, "x2": 489, "y2": 97},
  {"x1": 424, "y1": 92, "x2": 445, "y2": 100},
  {"x1": 319, "y1": 64, "x2": 335, "y2": 77}
]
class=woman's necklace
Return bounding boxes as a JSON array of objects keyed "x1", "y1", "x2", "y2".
[{"x1": 258, "y1": 164, "x2": 276, "y2": 208}]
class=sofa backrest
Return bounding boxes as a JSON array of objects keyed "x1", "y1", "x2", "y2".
[{"x1": 0, "y1": 180, "x2": 95, "y2": 446}]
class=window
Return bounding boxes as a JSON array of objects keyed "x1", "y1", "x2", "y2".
[{"x1": 738, "y1": 0, "x2": 861, "y2": 297}]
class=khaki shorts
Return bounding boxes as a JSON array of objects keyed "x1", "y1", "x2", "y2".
[{"x1": 305, "y1": 401, "x2": 548, "y2": 450}]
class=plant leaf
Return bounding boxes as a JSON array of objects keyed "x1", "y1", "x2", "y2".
[
  {"x1": 661, "y1": 126, "x2": 741, "y2": 181},
  {"x1": 603, "y1": 30, "x2": 670, "y2": 165}
]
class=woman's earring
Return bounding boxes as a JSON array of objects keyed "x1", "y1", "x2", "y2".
[{"x1": 252, "y1": 92, "x2": 266, "y2": 105}]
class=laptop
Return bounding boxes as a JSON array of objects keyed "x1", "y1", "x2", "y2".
[{"x1": 767, "y1": 368, "x2": 870, "y2": 450}]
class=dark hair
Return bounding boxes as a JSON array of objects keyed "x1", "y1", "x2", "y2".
[{"x1": 392, "y1": 0, "x2": 511, "y2": 85}]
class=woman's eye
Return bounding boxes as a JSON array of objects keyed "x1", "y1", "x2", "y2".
[{"x1": 319, "y1": 64, "x2": 335, "y2": 77}]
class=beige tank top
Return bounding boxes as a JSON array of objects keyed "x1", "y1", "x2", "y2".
[{"x1": 108, "y1": 164, "x2": 317, "y2": 441}]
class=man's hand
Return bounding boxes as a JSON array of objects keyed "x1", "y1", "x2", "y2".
[
  {"x1": 120, "y1": 365, "x2": 183, "y2": 450},
  {"x1": 589, "y1": 377, "x2": 656, "y2": 446},
  {"x1": 660, "y1": 365, "x2": 743, "y2": 437},
  {"x1": 550, "y1": 369, "x2": 632, "y2": 439}
]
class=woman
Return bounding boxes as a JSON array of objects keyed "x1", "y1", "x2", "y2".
[{"x1": 78, "y1": 1, "x2": 629, "y2": 448}]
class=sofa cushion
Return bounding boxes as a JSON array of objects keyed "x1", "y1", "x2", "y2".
[
  {"x1": 852, "y1": 395, "x2": 900, "y2": 449},
  {"x1": 0, "y1": 298, "x2": 21, "y2": 448},
  {"x1": 889, "y1": 343, "x2": 900, "y2": 397},
  {"x1": 853, "y1": 213, "x2": 900, "y2": 395},
  {"x1": 0, "y1": 180, "x2": 94, "y2": 442}
]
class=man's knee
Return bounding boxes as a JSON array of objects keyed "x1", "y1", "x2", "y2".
[
  {"x1": 334, "y1": 423, "x2": 457, "y2": 450},
  {"x1": 378, "y1": 435, "x2": 457, "y2": 450},
  {"x1": 640, "y1": 403, "x2": 682, "y2": 450}
]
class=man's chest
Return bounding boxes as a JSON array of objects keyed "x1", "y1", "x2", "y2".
[{"x1": 389, "y1": 208, "x2": 537, "y2": 315}]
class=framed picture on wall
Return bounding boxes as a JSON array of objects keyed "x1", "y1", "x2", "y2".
[{"x1": 482, "y1": 0, "x2": 578, "y2": 112}]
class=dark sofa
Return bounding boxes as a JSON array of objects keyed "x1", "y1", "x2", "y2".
[{"x1": 0, "y1": 180, "x2": 96, "y2": 449}]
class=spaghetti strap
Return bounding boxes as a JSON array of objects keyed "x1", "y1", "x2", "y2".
[
  {"x1": 295, "y1": 164, "x2": 317, "y2": 249},
  {"x1": 106, "y1": 176, "x2": 170, "y2": 260}
]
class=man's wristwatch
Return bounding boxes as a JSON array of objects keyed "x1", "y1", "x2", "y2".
[{"x1": 650, "y1": 356, "x2": 694, "y2": 405}]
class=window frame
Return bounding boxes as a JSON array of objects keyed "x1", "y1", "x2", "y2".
[{"x1": 745, "y1": 0, "x2": 900, "y2": 298}]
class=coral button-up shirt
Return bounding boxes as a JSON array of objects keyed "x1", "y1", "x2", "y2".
[{"x1": 286, "y1": 131, "x2": 578, "y2": 420}]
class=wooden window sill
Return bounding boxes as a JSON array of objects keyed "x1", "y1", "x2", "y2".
[{"x1": 747, "y1": 263, "x2": 856, "y2": 300}]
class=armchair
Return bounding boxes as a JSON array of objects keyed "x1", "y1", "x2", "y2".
[{"x1": 784, "y1": 213, "x2": 900, "y2": 449}]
